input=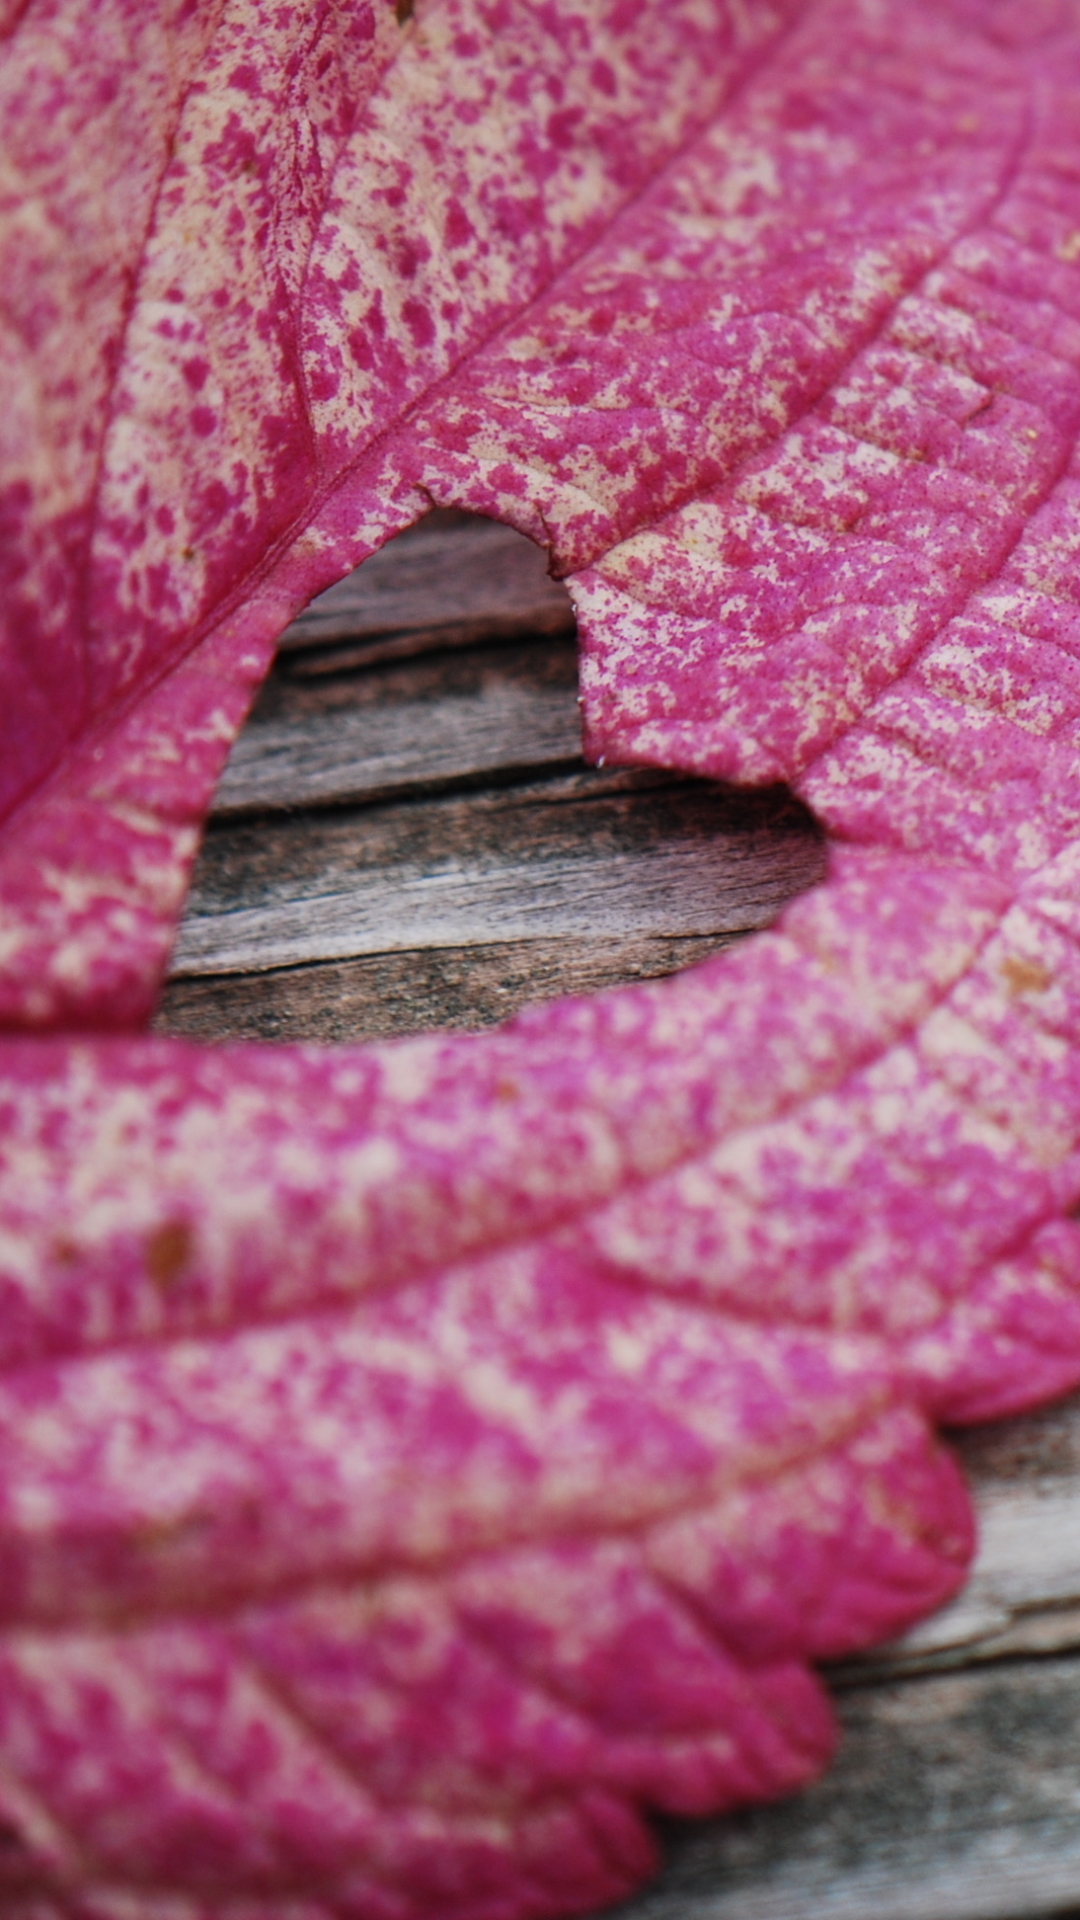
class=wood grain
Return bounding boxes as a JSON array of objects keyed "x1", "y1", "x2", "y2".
[
  {"x1": 171, "y1": 773, "x2": 824, "y2": 978},
  {"x1": 163, "y1": 564, "x2": 825, "y2": 1029},
  {"x1": 213, "y1": 637, "x2": 584, "y2": 816},
  {"x1": 277, "y1": 511, "x2": 573, "y2": 670},
  {"x1": 157, "y1": 934, "x2": 733, "y2": 1044}
]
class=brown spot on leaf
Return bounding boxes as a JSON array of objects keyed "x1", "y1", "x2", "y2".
[
  {"x1": 1001, "y1": 955, "x2": 1052, "y2": 996},
  {"x1": 396, "y1": 0, "x2": 414, "y2": 21},
  {"x1": 146, "y1": 1218, "x2": 194, "y2": 1289},
  {"x1": 136, "y1": 1508, "x2": 211, "y2": 1554}
]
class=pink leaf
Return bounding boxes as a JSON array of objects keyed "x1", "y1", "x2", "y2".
[{"x1": 4, "y1": 1, "x2": 1080, "y2": 1912}]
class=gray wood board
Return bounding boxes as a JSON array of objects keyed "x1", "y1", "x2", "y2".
[
  {"x1": 154, "y1": 934, "x2": 733, "y2": 1044},
  {"x1": 213, "y1": 637, "x2": 584, "y2": 816},
  {"x1": 170, "y1": 776, "x2": 825, "y2": 977},
  {"x1": 276, "y1": 511, "x2": 574, "y2": 665}
]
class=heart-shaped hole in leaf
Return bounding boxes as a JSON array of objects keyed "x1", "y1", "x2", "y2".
[{"x1": 155, "y1": 515, "x2": 825, "y2": 1045}]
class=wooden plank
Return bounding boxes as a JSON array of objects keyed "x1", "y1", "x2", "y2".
[
  {"x1": 169, "y1": 775, "x2": 825, "y2": 978},
  {"x1": 154, "y1": 934, "x2": 731, "y2": 1043},
  {"x1": 161, "y1": 508, "x2": 824, "y2": 1040},
  {"x1": 213, "y1": 637, "x2": 583, "y2": 816},
  {"x1": 612, "y1": 1653, "x2": 1080, "y2": 1920},
  {"x1": 277, "y1": 511, "x2": 573, "y2": 669}
]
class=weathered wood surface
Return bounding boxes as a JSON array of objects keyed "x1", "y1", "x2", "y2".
[
  {"x1": 160, "y1": 935, "x2": 732, "y2": 1045},
  {"x1": 277, "y1": 508, "x2": 574, "y2": 669},
  {"x1": 212, "y1": 637, "x2": 584, "y2": 816},
  {"x1": 172, "y1": 771, "x2": 820, "y2": 977},
  {"x1": 155, "y1": 513, "x2": 1080, "y2": 1920},
  {"x1": 160, "y1": 514, "x2": 824, "y2": 1036}
]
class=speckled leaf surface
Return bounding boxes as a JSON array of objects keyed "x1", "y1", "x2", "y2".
[{"x1": 5, "y1": 1, "x2": 1080, "y2": 1914}]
